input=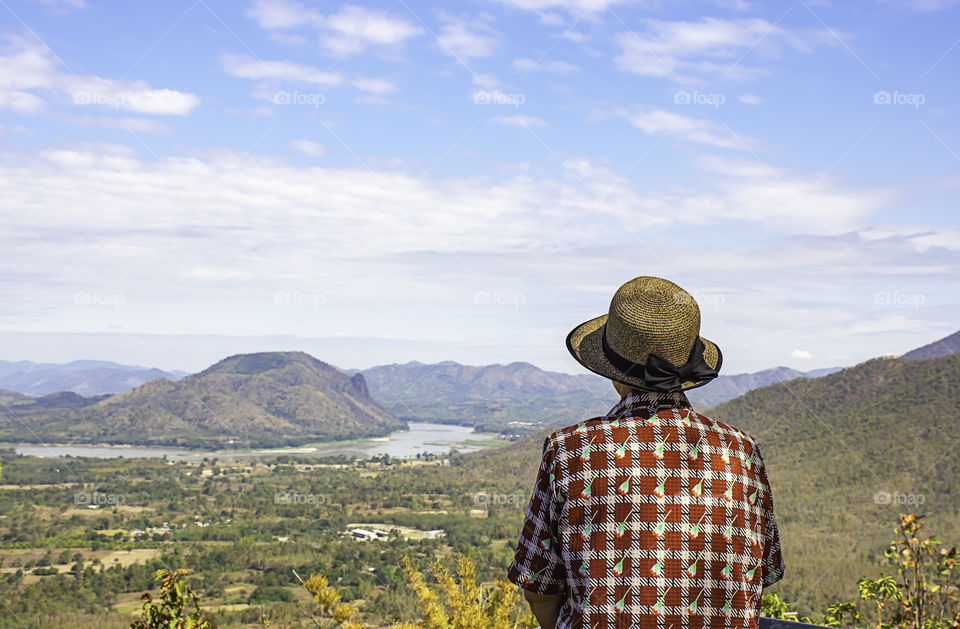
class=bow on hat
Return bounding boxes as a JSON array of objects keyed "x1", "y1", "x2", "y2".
[{"x1": 602, "y1": 332, "x2": 719, "y2": 393}]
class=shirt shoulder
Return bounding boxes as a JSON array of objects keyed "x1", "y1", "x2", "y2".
[
  {"x1": 546, "y1": 413, "x2": 609, "y2": 447},
  {"x1": 692, "y1": 411, "x2": 760, "y2": 447}
]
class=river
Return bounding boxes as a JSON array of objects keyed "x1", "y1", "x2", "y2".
[{"x1": 7, "y1": 422, "x2": 504, "y2": 461}]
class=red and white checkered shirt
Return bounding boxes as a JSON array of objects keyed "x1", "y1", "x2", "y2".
[{"x1": 507, "y1": 389, "x2": 785, "y2": 629}]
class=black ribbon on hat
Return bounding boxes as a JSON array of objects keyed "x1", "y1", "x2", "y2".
[{"x1": 601, "y1": 330, "x2": 719, "y2": 392}]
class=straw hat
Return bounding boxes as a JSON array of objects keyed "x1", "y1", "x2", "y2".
[{"x1": 565, "y1": 276, "x2": 722, "y2": 392}]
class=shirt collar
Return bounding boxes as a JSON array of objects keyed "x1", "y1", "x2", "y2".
[{"x1": 606, "y1": 388, "x2": 692, "y2": 419}]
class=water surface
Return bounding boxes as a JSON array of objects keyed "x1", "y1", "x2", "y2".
[{"x1": 9, "y1": 422, "x2": 502, "y2": 461}]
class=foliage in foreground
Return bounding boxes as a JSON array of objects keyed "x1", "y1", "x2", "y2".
[
  {"x1": 291, "y1": 553, "x2": 538, "y2": 629},
  {"x1": 130, "y1": 513, "x2": 957, "y2": 628},
  {"x1": 129, "y1": 569, "x2": 216, "y2": 629},
  {"x1": 762, "y1": 513, "x2": 958, "y2": 629},
  {"x1": 388, "y1": 554, "x2": 538, "y2": 629}
]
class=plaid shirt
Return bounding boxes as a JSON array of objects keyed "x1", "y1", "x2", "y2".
[{"x1": 507, "y1": 390, "x2": 784, "y2": 629}]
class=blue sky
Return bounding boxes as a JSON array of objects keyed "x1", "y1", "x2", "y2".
[{"x1": 1, "y1": 0, "x2": 958, "y2": 375}]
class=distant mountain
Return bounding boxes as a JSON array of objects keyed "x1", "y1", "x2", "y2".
[
  {"x1": 901, "y1": 329, "x2": 960, "y2": 360},
  {"x1": 803, "y1": 366, "x2": 843, "y2": 378},
  {"x1": 0, "y1": 387, "x2": 110, "y2": 412},
  {"x1": 357, "y1": 360, "x2": 612, "y2": 400},
  {"x1": 477, "y1": 352, "x2": 960, "y2": 612},
  {"x1": 354, "y1": 360, "x2": 842, "y2": 430},
  {"x1": 0, "y1": 359, "x2": 186, "y2": 396},
  {"x1": 687, "y1": 365, "x2": 842, "y2": 408},
  {"x1": 0, "y1": 351, "x2": 403, "y2": 448},
  {"x1": 355, "y1": 361, "x2": 616, "y2": 432}
]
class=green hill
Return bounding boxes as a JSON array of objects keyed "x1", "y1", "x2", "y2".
[
  {"x1": 901, "y1": 329, "x2": 960, "y2": 360},
  {"x1": 0, "y1": 351, "x2": 405, "y2": 448},
  {"x1": 702, "y1": 353, "x2": 960, "y2": 612}
]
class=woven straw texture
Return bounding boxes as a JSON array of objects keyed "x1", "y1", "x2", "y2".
[{"x1": 566, "y1": 277, "x2": 721, "y2": 391}]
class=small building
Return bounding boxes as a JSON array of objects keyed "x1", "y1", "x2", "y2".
[{"x1": 345, "y1": 527, "x2": 390, "y2": 541}]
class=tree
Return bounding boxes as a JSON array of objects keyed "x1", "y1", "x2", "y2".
[
  {"x1": 391, "y1": 554, "x2": 537, "y2": 629},
  {"x1": 293, "y1": 569, "x2": 364, "y2": 629},
  {"x1": 882, "y1": 513, "x2": 959, "y2": 629},
  {"x1": 129, "y1": 569, "x2": 216, "y2": 629},
  {"x1": 764, "y1": 513, "x2": 959, "y2": 629}
]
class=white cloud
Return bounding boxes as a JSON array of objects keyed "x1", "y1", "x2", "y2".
[
  {"x1": 245, "y1": 1, "x2": 422, "y2": 56},
  {"x1": 711, "y1": 0, "x2": 752, "y2": 9},
  {"x1": 622, "y1": 107, "x2": 745, "y2": 149},
  {"x1": 437, "y1": 17, "x2": 501, "y2": 59},
  {"x1": 513, "y1": 57, "x2": 579, "y2": 73},
  {"x1": 245, "y1": 0, "x2": 322, "y2": 29},
  {"x1": 790, "y1": 349, "x2": 814, "y2": 359},
  {"x1": 847, "y1": 314, "x2": 934, "y2": 335},
  {"x1": 0, "y1": 147, "x2": 910, "y2": 276},
  {"x1": 739, "y1": 93, "x2": 764, "y2": 105},
  {"x1": 0, "y1": 89, "x2": 45, "y2": 114},
  {"x1": 878, "y1": 0, "x2": 960, "y2": 10},
  {"x1": 472, "y1": 73, "x2": 500, "y2": 88},
  {"x1": 1, "y1": 146, "x2": 952, "y2": 374},
  {"x1": 322, "y1": 5, "x2": 424, "y2": 56},
  {"x1": 351, "y1": 78, "x2": 396, "y2": 94},
  {"x1": 220, "y1": 53, "x2": 342, "y2": 86},
  {"x1": 491, "y1": 114, "x2": 548, "y2": 127},
  {"x1": 495, "y1": 0, "x2": 637, "y2": 11},
  {"x1": 286, "y1": 139, "x2": 326, "y2": 156},
  {"x1": 537, "y1": 11, "x2": 566, "y2": 26},
  {"x1": 695, "y1": 155, "x2": 891, "y2": 234},
  {"x1": 0, "y1": 36, "x2": 199, "y2": 116},
  {"x1": 561, "y1": 30, "x2": 591, "y2": 45},
  {"x1": 67, "y1": 79, "x2": 200, "y2": 115},
  {"x1": 63, "y1": 113, "x2": 175, "y2": 133},
  {"x1": 860, "y1": 226, "x2": 960, "y2": 252},
  {"x1": 614, "y1": 17, "x2": 836, "y2": 82},
  {"x1": 35, "y1": 0, "x2": 86, "y2": 10},
  {"x1": 221, "y1": 54, "x2": 398, "y2": 101}
]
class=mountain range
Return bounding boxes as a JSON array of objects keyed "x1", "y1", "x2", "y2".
[
  {"x1": 0, "y1": 329, "x2": 953, "y2": 448},
  {"x1": 0, "y1": 356, "x2": 839, "y2": 411},
  {"x1": 352, "y1": 361, "x2": 840, "y2": 430},
  {"x1": 0, "y1": 352, "x2": 402, "y2": 448},
  {"x1": 0, "y1": 354, "x2": 841, "y2": 437},
  {"x1": 0, "y1": 359, "x2": 186, "y2": 396}
]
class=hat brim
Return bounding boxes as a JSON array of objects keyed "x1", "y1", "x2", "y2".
[{"x1": 565, "y1": 314, "x2": 722, "y2": 392}]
